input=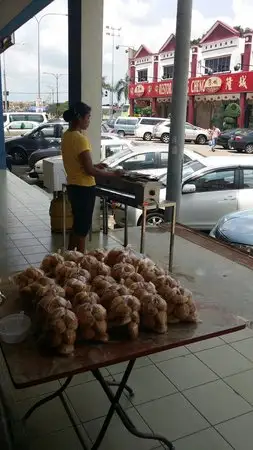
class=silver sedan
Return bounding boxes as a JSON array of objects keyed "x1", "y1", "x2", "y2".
[{"x1": 114, "y1": 156, "x2": 253, "y2": 230}]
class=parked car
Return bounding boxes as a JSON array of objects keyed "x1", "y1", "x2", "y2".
[
  {"x1": 4, "y1": 121, "x2": 38, "y2": 137},
  {"x1": 210, "y1": 209, "x2": 253, "y2": 253},
  {"x1": 114, "y1": 156, "x2": 253, "y2": 230},
  {"x1": 228, "y1": 129, "x2": 253, "y2": 153},
  {"x1": 5, "y1": 121, "x2": 68, "y2": 164},
  {"x1": 3, "y1": 112, "x2": 48, "y2": 127},
  {"x1": 134, "y1": 117, "x2": 166, "y2": 141},
  {"x1": 30, "y1": 136, "x2": 136, "y2": 181},
  {"x1": 216, "y1": 128, "x2": 248, "y2": 149},
  {"x1": 153, "y1": 120, "x2": 210, "y2": 144},
  {"x1": 113, "y1": 116, "x2": 140, "y2": 137}
]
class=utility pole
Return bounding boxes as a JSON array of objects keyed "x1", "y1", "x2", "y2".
[
  {"x1": 43, "y1": 72, "x2": 66, "y2": 116},
  {"x1": 2, "y1": 53, "x2": 8, "y2": 112},
  {"x1": 165, "y1": 0, "x2": 193, "y2": 221},
  {"x1": 106, "y1": 26, "x2": 121, "y2": 118}
]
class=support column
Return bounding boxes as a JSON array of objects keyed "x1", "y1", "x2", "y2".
[
  {"x1": 151, "y1": 98, "x2": 157, "y2": 116},
  {"x1": 129, "y1": 60, "x2": 135, "y2": 116},
  {"x1": 0, "y1": 59, "x2": 6, "y2": 170},
  {"x1": 239, "y1": 93, "x2": 246, "y2": 128},
  {"x1": 129, "y1": 99, "x2": 135, "y2": 116},
  {"x1": 187, "y1": 97, "x2": 195, "y2": 124},
  {"x1": 243, "y1": 34, "x2": 253, "y2": 71},
  {"x1": 165, "y1": 0, "x2": 192, "y2": 220},
  {"x1": 68, "y1": 0, "x2": 104, "y2": 232}
]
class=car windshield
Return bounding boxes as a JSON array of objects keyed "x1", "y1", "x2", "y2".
[
  {"x1": 103, "y1": 148, "x2": 133, "y2": 165},
  {"x1": 159, "y1": 160, "x2": 206, "y2": 186}
]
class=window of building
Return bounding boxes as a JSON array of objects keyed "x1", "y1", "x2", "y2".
[
  {"x1": 137, "y1": 69, "x2": 148, "y2": 82},
  {"x1": 163, "y1": 65, "x2": 174, "y2": 79},
  {"x1": 205, "y1": 56, "x2": 231, "y2": 73}
]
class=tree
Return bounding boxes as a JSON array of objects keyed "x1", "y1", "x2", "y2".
[
  {"x1": 234, "y1": 25, "x2": 253, "y2": 37},
  {"x1": 115, "y1": 74, "x2": 130, "y2": 104}
]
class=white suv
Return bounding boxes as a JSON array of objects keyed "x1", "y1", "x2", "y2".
[
  {"x1": 134, "y1": 117, "x2": 167, "y2": 141},
  {"x1": 153, "y1": 120, "x2": 210, "y2": 145}
]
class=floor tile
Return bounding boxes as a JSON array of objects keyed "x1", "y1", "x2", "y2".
[
  {"x1": 231, "y1": 338, "x2": 253, "y2": 362},
  {"x1": 107, "y1": 356, "x2": 152, "y2": 375},
  {"x1": 174, "y1": 427, "x2": 233, "y2": 450},
  {"x1": 221, "y1": 328, "x2": 253, "y2": 343},
  {"x1": 14, "y1": 395, "x2": 79, "y2": 438},
  {"x1": 8, "y1": 232, "x2": 34, "y2": 240},
  {"x1": 29, "y1": 425, "x2": 90, "y2": 450},
  {"x1": 60, "y1": 367, "x2": 110, "y2": 387},
  {"x1": 85, "y1": 408, "x2": 157, "y2": 450},
  {"x1": 12, "y1": 238, "x2": 40, "y2": 248},
  {"x1": 158, "y1": 354, "x2": 218, "y2": 391},
  {"x1": 196, "y1": 344, "x2": 253, "y2": 377},
  {"x1": 116, "y1": 364, "x2": 177, "y2": 405},
  {"x1": 13, "y1": 380, "x2": 60, "y2": 402},
  {"x1": 66, "y1": 378, "x2": 131, "y2": 423},
  {"x1": 5, "y1": 254, "x2": 28, "y2": 266},
  {"x1": 25, "y1": 252, "x2": 48, "y2": 264},
  {"x1": 186, "y1": 337, "x2": 224, "y2": 353},
  {"x1": 184, "y1": 380, "x2": 252, "y2": 425},
  {"x1": 137, "y1": 393, "x2": 208, "y2": 442},
  {"x1": 20, "y1": 245, "x2": 48, "y2": 256},
  {"x1": 225, "y1": 369, "x2": 253, "y2": 405},
  {"x1": 216, "y1": 411, "x2": 253, "y2": 450},
  {"x1": 149, "y1": 346, "x2": 190, "y2": 363}
]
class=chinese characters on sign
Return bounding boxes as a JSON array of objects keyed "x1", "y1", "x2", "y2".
[{"x1": 128, "y1": 71, "x2": 253, "y2": 98}]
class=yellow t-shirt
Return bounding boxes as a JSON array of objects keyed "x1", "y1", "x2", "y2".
[{"x1": 61, "y1": 130, "x2": 95, "y2": 187}]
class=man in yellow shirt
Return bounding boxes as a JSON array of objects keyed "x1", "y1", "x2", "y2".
[{"x1": 62, "y1": 102, "x2": 114, "y2": 252}]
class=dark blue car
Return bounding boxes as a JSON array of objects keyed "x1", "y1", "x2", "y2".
[{"x1": 210, "y1": 209, "x2": 253, "y2": 252}]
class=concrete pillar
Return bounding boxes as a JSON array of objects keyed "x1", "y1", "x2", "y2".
[
  {"x1": 187, "y1": 97, "x2": 195, "y2": 124},
  {"x1": 129, "y1": 60, "x2": 136, "y2": 115},
  {"x1": 153, "y1": 55, "x2": 159, "y2": 81},
  {"x1": 239, "y1": 93, "x2": 246, "y2": 128},
  {"x1": 151, "y1": 98, "x2": 157, "y2": 116},
  {"x1": 190, "y1": 46, "x2": 198, "y2": 77},
  {"x1": 68, "y1": 0, "x2": 104, "y2": 232},
  {"x1": 0, "y1": 59, "x2": 6, "y2": 170},
  {"x1": 243, "y1": 34, "x2": 253, "y2": 71}
]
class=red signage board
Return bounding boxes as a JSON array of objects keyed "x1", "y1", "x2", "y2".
[{"x1": 128, "y1": 71, "x2": 253, "y2": 99}]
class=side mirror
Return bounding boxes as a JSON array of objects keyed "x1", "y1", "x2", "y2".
[{"x1": 182, "y1": 183, "x2": 196, "y2": 194}]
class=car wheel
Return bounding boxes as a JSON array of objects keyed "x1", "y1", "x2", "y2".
[
  {"x1": 9, "y1": 148, "x2": 27, "y2": 165},
  {"x1": 223, "y1": 144, "x2": 229, "y2": 150},
  {"x1": 196, "y1": 134, "x2": 207, "y2": 145},
  {"x1": 161, "y1": 133, "x2": 170, "y2": 144},
  {"x1": 143, "y1": 132, "x2": 152, "y2": 141},
  {"x1": 245, "y1": 144, "x2": 253, "y2": 154},
  {"x1": 117, "y1": 130, "x2": 125, "y2": 137},
  {"x1": 138, "y1": 211, "x2": 164, "y2": 227}
]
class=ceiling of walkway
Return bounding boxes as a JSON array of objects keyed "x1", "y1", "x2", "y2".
[{"x1": 0, "y1": 0, "x2": 52, "y2": 40}]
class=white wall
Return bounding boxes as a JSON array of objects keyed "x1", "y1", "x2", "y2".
[
  {"x1": 158, "y1": 52, "x2": 174, "y2": 80},
  {"x1": 135, "y1": 56, "x2": 153, "y2": 82},
  {"x1": 197, "y1": 37, "x2": 244, "y2": 75}
]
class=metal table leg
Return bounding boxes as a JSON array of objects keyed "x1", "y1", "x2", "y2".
[
  {"x1": 169, "y1": 204, "x2": 176, "y2": 273},
  {"x1": 124, "y1": 204, "x2": 128, "y2": 247},
  {"x1": 102, "y1": 197, "x2": 106, "y2": 234},
  {"x1": 140, "y1": 204, "x2": 147, "y2": 254},
  {"x1": 92, "y1": 362, "x2": 174, "y2": 450}
]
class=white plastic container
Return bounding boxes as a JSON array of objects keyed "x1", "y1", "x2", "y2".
[{"x1": 0, "y1": 312, "x2": 31, "y2": 344}]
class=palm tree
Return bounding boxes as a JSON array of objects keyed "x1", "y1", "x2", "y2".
[{"x1": 115, "y1": 74, "x2": 130, "y2": 104}]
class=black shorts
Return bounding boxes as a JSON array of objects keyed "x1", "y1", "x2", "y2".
[{"x1": 67, "y1": 185, "x2": 96, "y2": 237}]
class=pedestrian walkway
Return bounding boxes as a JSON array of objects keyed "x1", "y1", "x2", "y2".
[{"x1": 1, "y1": 171, "x2": 253, "y2": 449}]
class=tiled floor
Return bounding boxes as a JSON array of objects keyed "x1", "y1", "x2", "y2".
[{"x1": 2, "y1": 172, "x2": 253, "y2": 449}]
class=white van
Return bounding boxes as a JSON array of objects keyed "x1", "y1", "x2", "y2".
[
  {"x1": 3, "y1": 112, "x2": 48, "y2": 127},
  {"x1": 134, "y1": 117, "x2": 167, "y2": 141}
]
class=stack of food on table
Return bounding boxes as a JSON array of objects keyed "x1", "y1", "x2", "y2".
[{"x1": 13, "y1": 247, "x2": 198, "y2": 356}]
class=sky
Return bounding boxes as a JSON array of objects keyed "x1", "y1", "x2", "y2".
[{"x1": 1, "y1": 0, "x2": 252, "y2": 104}]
